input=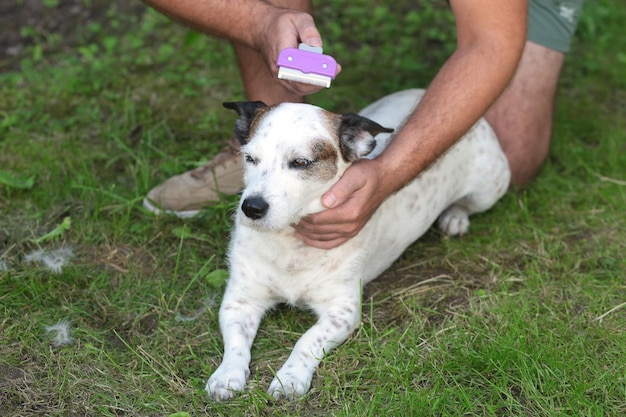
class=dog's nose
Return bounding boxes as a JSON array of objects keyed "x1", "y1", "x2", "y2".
[{"x1": 241, "y1": 196, "x2": 269, "y2": 220}]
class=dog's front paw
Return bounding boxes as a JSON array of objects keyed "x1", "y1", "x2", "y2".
[
  {"x1": 438, "y1": 206, "x2": 470, "y2": 236},
  {"x1": 267, "y1": 369, "x2": 312, "y2": 400},
  {"x1": 205, "y1": 363, "x2": 249, "y2": 401}
]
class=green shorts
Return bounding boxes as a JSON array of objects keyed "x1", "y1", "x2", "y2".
[{"x1": 528, "y1": 0, "x2": 585, "y2": 52}]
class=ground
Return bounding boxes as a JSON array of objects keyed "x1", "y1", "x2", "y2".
[
  {"x1": 0, "y1": 1, "x2": 145, "y2": 72},
  {"x1": 1, "y1": 1, "x2": 625, "y2": 416}
]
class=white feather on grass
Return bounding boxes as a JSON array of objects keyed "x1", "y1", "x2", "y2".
[
  {"x1": 175, "y1": 294, "x2": 219, "y2": 322},
  {"x1": 25, "y1": 247, "x2": 74, "y2": 274},
  {"x1": 45, "y1": 320, "x2": 73, "y2": 346}
]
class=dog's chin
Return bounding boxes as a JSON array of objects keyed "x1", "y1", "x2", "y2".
[{"x1": 238, "y1": 214, "x2": 302, "y2": 234}]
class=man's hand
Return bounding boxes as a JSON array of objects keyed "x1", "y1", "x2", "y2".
[
  {"x1": 256, "y1": 8, "x2": 341, "y2": 97},
  {"x1": 293, "y1": 159, "x2": 389, "y2": 250}
]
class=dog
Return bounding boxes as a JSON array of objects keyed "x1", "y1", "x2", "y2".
[{"x1": 205, "y1": 89, "x2": 510, "y2": 401}]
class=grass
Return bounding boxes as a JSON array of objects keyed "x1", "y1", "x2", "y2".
[{"x1": 1, "y1": 0, "x2": 625, "y2": 416}]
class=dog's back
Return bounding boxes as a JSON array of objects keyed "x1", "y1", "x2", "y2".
[
  {"x1": 359, "y1": 89, "x2": 426, "y2": 158},
  {"x1": 310, "y1": 89, "x2": 509, "y2": 282}
]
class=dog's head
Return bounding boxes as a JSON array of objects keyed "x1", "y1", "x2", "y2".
[{"x1": 224, "y1": 101, "x2": 393, "y2": 231}]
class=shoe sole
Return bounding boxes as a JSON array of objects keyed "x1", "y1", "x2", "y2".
[{"x1": 142, "y1": 197, "x2": 201, "y2": 219}]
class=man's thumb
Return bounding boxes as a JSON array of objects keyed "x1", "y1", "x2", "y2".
[
  {"x1": 321, "y1": 192, "x2": 338, "y2": 208},
  {"x1": 322, "y1": 175, "x2": 359, "y2": 208},
  {"x1": 297, "y1": 15, "x2": 323, "y2": 47}
]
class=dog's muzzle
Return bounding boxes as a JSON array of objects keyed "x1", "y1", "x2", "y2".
[{"x1": 241, "y1": 196, "x2": 269, "y2": 220}]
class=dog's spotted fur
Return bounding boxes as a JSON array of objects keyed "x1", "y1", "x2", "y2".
[{"x1": 206, "y1": 89, "x2": 511, "y2": 400}]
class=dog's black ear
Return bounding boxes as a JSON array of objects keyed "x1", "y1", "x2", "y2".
[
  {"x1": 338, "y1": 113, "x2": 394, "y2": 162},
  {"x1": 223, "y1": 101, "x2": 268, "y2": 145}
]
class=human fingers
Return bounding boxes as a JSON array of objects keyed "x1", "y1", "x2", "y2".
[
  {"x1": 294, "y1": 202, "x2": 363, "y2": 241},
  {"x1": 295, "y1": 231, "x2": 351, "y2": 250},
  {"x1": 293, "y1": 202, "x2": 363, "y2": 249}
]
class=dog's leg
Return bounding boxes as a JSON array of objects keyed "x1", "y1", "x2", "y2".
[
  {"x1": 206, "y1": 293, "x2": 273, "y2": 401},
  {"x1": 436, "y1": 120, "x2": 510, "y2": 237},
  {"x1": 437, "y1": 204, "x2": 472, "y2": 236},
  {"x1": 437, "y1": 179, "x2": 508, "y2": 237},
  {"x1": 267, "y1": 299, "x2": 361, "y2": 400}
]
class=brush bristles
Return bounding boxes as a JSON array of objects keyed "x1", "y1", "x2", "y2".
[{"x1": 278, "y1": 68, "x2": 332, "y2": 88}]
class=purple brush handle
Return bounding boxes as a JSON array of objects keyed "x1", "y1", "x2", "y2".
[{"x1": 276, "y1": 48, "x2": 337, "y2": 78}]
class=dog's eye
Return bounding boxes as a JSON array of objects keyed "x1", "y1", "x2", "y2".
[
  {"x1": 289, "y1": 158, "x2": 313, "y2": 169},
  {"x1": 244, "y1": 154, "x2": 258, "y2": 165}
]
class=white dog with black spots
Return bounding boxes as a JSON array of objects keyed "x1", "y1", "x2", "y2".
[{"x1": 206, "y1": 89, "x2": 510, "y2": 400}]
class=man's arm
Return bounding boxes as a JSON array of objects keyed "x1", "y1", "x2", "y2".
[
  {"x1": 376, "y1": 0, "x2": 527, "y2": 192},
  {"x1": 294, "y1": 0, "x2": 527, "y2": 249},
  {"x1": 141, "y1": 0, "x2": 326, "y2": 96},
  {"x1": 142, "y1": 0, "x2": 318, "y2": 49}
]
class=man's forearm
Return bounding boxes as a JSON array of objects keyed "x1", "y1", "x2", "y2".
[
  {"x1": 141, "y1": 0, "x2": 275, "y2": 49},
  {"x1": 375, "y1": 0, "x2": 527, "y2": 196}
]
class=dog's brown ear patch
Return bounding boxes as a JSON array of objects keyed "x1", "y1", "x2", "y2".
[
  {"x1": 338, "y1": 113, "x2": 394, "y2": 162},
  {"x1": 223, "y1": 101, "x2": 268, "y2": 145}
]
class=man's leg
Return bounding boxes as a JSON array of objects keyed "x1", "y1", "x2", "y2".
[
  {"x1": 486, "y1": 0, "x2": 584, "y2": 188},
  {"x1": 143, "y1": 1, "x2": 310, "y2": 217},
  {"x1": 484, "y1": 41, "x2": 565, "y2": 188}
]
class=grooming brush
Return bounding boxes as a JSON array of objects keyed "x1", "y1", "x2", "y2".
[{"x1": 276, "y1": 43, "x2": 338, "y2": 88}]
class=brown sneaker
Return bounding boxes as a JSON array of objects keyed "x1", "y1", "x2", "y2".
[{"x1": 143, "y1": 137, "x2": 243, "y2": 218}]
